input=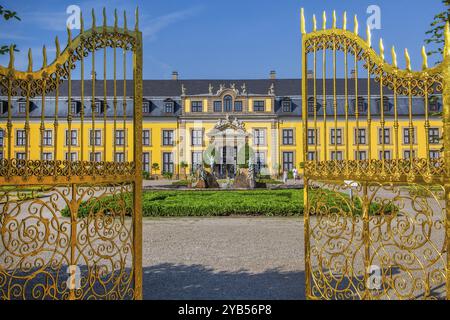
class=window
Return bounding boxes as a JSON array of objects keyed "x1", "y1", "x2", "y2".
[
  {"x1": 330, "y1": 129, "x2": 343, "y2": 145},
  {"x1": 70, "y1": 101, "x2": 78, "y2": 114},
  {"x1": 42, "y1": 153, "x2": 52, "y2": 161},
  {"x1": 403, "y1": 150, "x2": 416, "y2": 159},
  {"x1": 65, "y1": 152, "x2": 78, "y2": 161},
  {"x1": 0, "y1": 129, "x2": 4, "y2": 147},
  {"x1": 191, "y1": 129, "x2": 203, "y2": 146},
  {"x1": 234, "y1": 101, "x2": 243, "y2": 112},
  {"x1": 90, "y1": 152, "x2": 101, "y2": 162},
  {"x1": 115, "y1": 130, "x2": 125, "y2": 146},
  {"x1": 377, "y1": 96, "x2": 390, "y2": 112},
  {"x1": 378, "y1": 128, "x2": 391, "y2": 144},
  {"x1": 143, "y1": 130, "x2": 151, "y2": 146},
  {"x1": 379, "y1": 150, "x2": 392, "y2": 160},
  {"x1": 429, "y1": 96, "x2": 440, "y2": 112},
  {"x1": 165, "y1": 101, "x2": 174, "y2": 113},
  {"x1": 18, "y1": 102, "x2": 26, "y2": 114},
  {"x1": 355, "y1": 150, "x2": 367, "y2": 160},
  {"x1": 65, "y1": 130, "x2": 78, "y2": 146},
  {"x1": 307, "y1": 151, "x2": 317, "y2": 161},
  {"x1": 331, "y1": 151, "x2": 343, "y2": 161},
  {"x1": 308, "y1": 98, "x2": 317, "y2": 113},
  {"x1": 213, "y1": 101, "x2": 222, "y2": 112},
  {"x1": 191, "y1": 101, "x2": 203, "y2": 112},
  {"x1": 163, "y1": 152, "x2": 174, "y2": 173},
  {"x1": 253, "y1": 100, "x2": 265, "y2": 112},
  {"x1": 162, "y1": 130, "x2": 174, "y2": 146},
  {"x1": 16, "y1": 152, "x2": 26, "y2": 160},
  {"x1": 403, "y1": 128, "x2": 416, "y2": 144},
  {"x1": 16, "y1": 130, "x2": 26, "y2": 146},
  {"x1": 93, "y1": 101, "x2": 102, "y2": 114},
  {"x1": 192, "y1": 152, "x2": 203, "y2": 172},
  {"x1": 282, "y1": 152, "x2": 294, "y2": 172},
  {"x1": 143, "y1": 152, "x2": 150, "y2": 172},
  {"x1": 143, "y1": 101, "x2": 150, "y2": 113},
  {"x1": 115, "y1": 152, "x2": 125, "y2": 163},
  {"x1": 307, "y1": 129, "x2": 317, "y2": 145},
  {"x1": 224, "y1": 95, "x2": 233, "y2": 112},
  {"x1": 253, "y1": 129, "x2": 266, "y2": 146},
  {"x1": 254, "y1": 152, "x2": 266, "y2": 173},
  {"x1": 429, "y1": 150, "x2": 440, "y2": 159},
  {"x1": 354, "y1": 97, "x2": 366, "y2": 113},
  {"x1": 43, "y1": 130, "x2": 52, "y2": 146},
  {"x1": 282, "y1": 100, "x2": 292, "y2": 112},
  {"x1": 428, "y1": 128, "x2": 440, "y2": 144},
  {"x1": 90, "y1": 130, "x2": 102, "y2": 146},
  {"x1": 355, "y1": 128, "x2": 366, "y2": 145},
  {"x1": 0, "y1": 151, "x2": 3, "y2": 160},
  {"x1": 282, "y1": 129, "x2": 294, "y2": 145}
]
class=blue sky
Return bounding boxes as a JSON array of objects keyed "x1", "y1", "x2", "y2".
[{"x1": 0, "y1": 0, "x2": 446, "y2": 79}]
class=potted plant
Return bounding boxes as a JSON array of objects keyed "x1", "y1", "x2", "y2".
[
  {"x1": 151, "y1": 163, "x2": 160, "y2": 180},
  {"x1": 180, "y1": 161, "x2": 188, "y2": 180}
]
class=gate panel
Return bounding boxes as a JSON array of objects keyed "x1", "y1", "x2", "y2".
[
  {"x1": 0, "y1": 8, "x2": 143, "y2": 299},
  {"x1": 301, "y1": 9, "x2": 450, "y2": 299}
]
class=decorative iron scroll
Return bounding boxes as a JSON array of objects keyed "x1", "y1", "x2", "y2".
[
  {"x1": 301, "y1": 9, "x2": 450, "y2": 300},
  {"x1": 0, "y1": 8, "x2": 143, "y2": 300}
]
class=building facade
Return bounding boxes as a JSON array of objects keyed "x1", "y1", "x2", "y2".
[{"x1": 0, "y1": 75, "x2": 443, "y2": 178}]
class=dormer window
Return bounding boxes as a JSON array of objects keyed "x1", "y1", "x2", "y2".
[
  {"x1": 429, "y1": 95, "x2": 440, "y2": 112},
  {"x1": 70, "y1": 101, "x2": 78, "y2": 114},
  {"x1": 376, "y1": 96, "x2": 390, "y2": 112},
  {"x1": 18, "y1": 101, "x2": 26, "y2": 114},
  {"x1": 93, "y1": 101, "x2": 102, "y2": 114},
  {"x1": 282, "y1": 99, "x2": 292, "y2": 112},
  {"x1": 253, "y1": 100, "x2": 265, "y2": 112},
  {"x1": 224, "y1": 95, "x2": 233, "y2": 112},
  {"x1": 164, "y1": 101, "x2": 174, "y2": 113},
  {"x1": 0, "y1": 101, "x2": 8, "y2": 114},
  {"x1": 191, "y1": 101, "x2": 203, "y2": 112},
  {"x1": 143, "y1": 101, "x2": 151, "y2": 113},
  {"x1": 307, "y1": 97, "x2": 320, "y2": 114},
  {"x1": 353, "y1": 97, "x2": 366, "y2": 113}
]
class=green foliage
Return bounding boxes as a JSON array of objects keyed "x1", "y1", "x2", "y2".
[
  {"x1": 180, "y1": 161, "x2": 188, "y2": 168},
  {"x1": 142, "y1": 171, "x2": 150, "y2": 180},
  {"x1": 63, "y1": 189, "x2": 397, "y2": 218},
  {"x1": 171, "y1": 180, "x2": 190, "y2": 186},
  {"x1": 0, "y1": 6, "x2": 20, "y2": 55},
  {"x1": 151, "y1": 163, "x2": 160, "y2": 174},
  {"x1": 424, "y1": 0, "x2": 450, "y2": 61},
  {"x1": 236, "y1": 143, "x2": 255, "y2": 169},
  {"x1": 162, "y1": 171, "x2": 173, "y2": 179}
]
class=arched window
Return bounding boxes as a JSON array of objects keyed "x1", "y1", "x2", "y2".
[{"x1": 224, "y1": 95, "x2": 233, "y2": 112}]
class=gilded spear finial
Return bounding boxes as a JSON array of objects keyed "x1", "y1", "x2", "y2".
[
  {"x1": 80, "y1": 10, "x2": 84, "y2": 33},
  {"x1": 421, "y1": 46, "x2": 428, "y2": 70},
  {"x1": 27, "y1": 48, "x2": 33, "y2": 73},
  {"x1": 67, "y1": 25, "x2": 72, "y2": 46},
  {"x1": 379, "y1": 38, "x2": 384, "y2": 61},
  {"x1": 55, "y1": 36, "x2": 61, "y2": 57},
  {"x1": 114, "y1": 9, "x2": 118, "y2": 32},
  {"x1": 102, "y1": 7, "x2": 107, "y2": 32},
  {"x1": 343, "y1": 11, "x2": 347, "y2": 30},
  {"x1": 391, "y1": 46, "x2": 397, "y2": 68},
  {"x1": 124, "y1": 10, "x2": 128, "y2": 32},
  {"x1": 135, "y1": 7, "x2": 139, "y2": 31},
  {"x1": 354, "y1": 14, "x2": 358, "y2": 35},
  {"x1": 92, "y1": 8, "x2": 96, "y2": 29},
  {"x1": 8, "y1": 45, "x2": 14, "y2": 69},
  {"x1": 300, "y1": 8, "x2": 306, "y2": 34},
  {"x1": 312, "y1": 14, "x2": 317, "y2": 32},
  {"x1": 322, "y1": 11, "x2": 326, "y2": 30},
  {"x1": 444, "y1": 22, "x2": 450, "y2": 57},
  {"x1": 42, "y1": 45, "x2": 47, "y2": 68},
  {"x1": 332, "y1": 10, "x2": 336, "y2": 29},
  {"x1": 366, "y1": 24, "x2": 371, "y2": 47},
  {"x1": 405, "y1": 48, "x2": 411, "y2": 71}
]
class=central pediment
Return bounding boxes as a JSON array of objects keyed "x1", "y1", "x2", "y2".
[{"x1": 207, "y1": 115, "x2": 250, "y2": 137}]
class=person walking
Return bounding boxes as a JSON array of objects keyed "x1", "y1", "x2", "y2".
[{"x1": 293, "y1": 168, "x2": 298, "y2": 183}]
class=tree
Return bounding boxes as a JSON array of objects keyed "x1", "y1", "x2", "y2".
[
  {"x1": 425, "y1": 0, "x2": 450, "y2": 62},
  {"x1": 0, "y1": 5, "x2": 21, "y2": 55},
  {"x1": 151, "y1": 163, "x2": 160, "y2": 176},
  {"x1": 180, "y1": 161, "x2": 188, "y2": 179}
]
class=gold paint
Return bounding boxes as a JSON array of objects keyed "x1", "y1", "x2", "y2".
[
  {"x1": 343, "y1": 11, "x2": 347, "y2": 30},
  {"x1": 422, "y1": 46, "x2": 428, "y2": 70},
  {"x1": 405, "y1": 48, "x2": 411, "y2": 71},
  {"x1": 301, "y1": 8, "x2": 306, "y2": 34},
  {"x1": 379, "y1": 38, "x2": 384, "y2": 61},
  {"x1": 391, "y1": 45, "x2": 397, "y2": 68}
]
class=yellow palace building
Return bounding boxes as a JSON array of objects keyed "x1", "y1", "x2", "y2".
[{"x1": 0, "y1": 71, "x2": 443, "y2": 178}]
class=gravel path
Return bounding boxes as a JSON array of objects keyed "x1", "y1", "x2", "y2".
[{"x1": 141, "y1": 217, "x2": 306, "y2": 300}]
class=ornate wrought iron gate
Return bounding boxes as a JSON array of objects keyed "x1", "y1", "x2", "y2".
[
  {"x1": 0, "y1": 9, "x2": 143, "y2": 299},
  {"x1": 301, "y1": 9, "x2": 450, "y2": 299}
]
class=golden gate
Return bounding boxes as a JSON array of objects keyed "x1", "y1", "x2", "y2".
[
  {"x1": 0, "y1": 8, "x2": 143, "y2": 299},
  {"x1": 301, "y1": 9, "x2": 450, "y2": 299}
]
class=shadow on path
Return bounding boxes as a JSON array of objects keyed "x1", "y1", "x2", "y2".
[{"x1": 143, "y1": 263, "x2": 306, "y2": 300}]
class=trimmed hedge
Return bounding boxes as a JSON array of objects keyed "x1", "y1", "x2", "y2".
[{"x1": 62, "y1": 189, "x2": 397, "y2": 218}]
